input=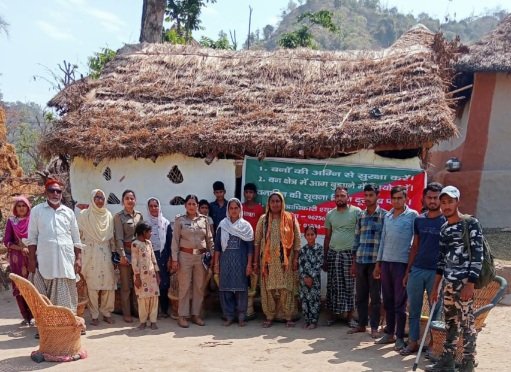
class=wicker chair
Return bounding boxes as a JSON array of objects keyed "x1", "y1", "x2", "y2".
[
  {"x1": 429, "y1": 276, "x2": 508, "y2": 364},
  {"x1": 9, "y1": 273, "x2": 86, "y2": 358}
]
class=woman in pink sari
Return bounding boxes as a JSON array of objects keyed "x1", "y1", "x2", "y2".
[{"x1": 2, "y1": 196, "x2": 33, "y2": 325}]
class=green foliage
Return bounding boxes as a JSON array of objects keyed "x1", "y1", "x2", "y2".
[
  {"x1": 88, "y1": 48, "x2": 117, "y2": 79},
  {"x1": 279, "y1": 25, "x2": 315, "y2": 49},
  {"x1": 199, "y1": 31, "x2": 234, "y2": 49},
  {"x1": 165, "y1": 0, "x2": 216, "y2": 41},
  {"x1": 163, "y1": 28, "x2": 187, "y2": 44},
  {"x1": 266, "y1": 0, "x2": 507, "y2": 51},
  {"x1": 297, "y1": 10, "x2": 338, "y2": 32},
  {"x1": 279, "y1": 10, "x2": 338, "y2": 49},
  {"x1": 4, "y1": 102, "x2": 51, "y2": 173}
]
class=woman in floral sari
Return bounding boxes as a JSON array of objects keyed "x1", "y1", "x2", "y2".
[{"x1": 3, "y1": 196, "x2": 33, "y2": 325}]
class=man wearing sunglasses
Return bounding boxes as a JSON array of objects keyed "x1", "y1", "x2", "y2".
[{"x1": 27, "y1": 179, "x2": 83, "y2": 319}]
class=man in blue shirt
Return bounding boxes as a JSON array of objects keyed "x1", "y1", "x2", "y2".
[
  {"x1": 209, "y1": 181, "x2": 227, "y2": 232},
  {"x1": 349, "y1": 184, "x2": 386, "y2": 338},
  {"x1": 373, "y1": 186, "x2": 418, "y2": 351},
  {"x1": 400, "y1": 182, "x2": 445, "y2": 356}
]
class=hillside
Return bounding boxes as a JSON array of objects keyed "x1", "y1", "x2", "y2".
[{"x1": 259, "y1": 0, "x2": 508, "y2": 50}]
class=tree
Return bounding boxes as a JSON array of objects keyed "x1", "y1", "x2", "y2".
[
  {"x1": 279, "y1": 10, "x2": 338, "y2": 49},
  {"x1": 88, "y1": 48, "x2": 117, "y2": 79},
  {"x1": 263, "y1": 24, "x2": 275, "y2": 41},
  {"x1": 199, "y1": 31, "x2": 234, "y2": 50},
  {"x1": 165, "y1": 0, "x2": 217, "y2": 42},
  {"x1": 4, "y1": 102, "x2": 52, "y2": 172},
  {"x1": 33, "y1": 60, "x2": 79, "y2": 92},
  {"x1": 140, "y1": 0, "x2": 167, "y2": 43}
]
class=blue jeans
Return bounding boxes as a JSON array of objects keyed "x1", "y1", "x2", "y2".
[{"x1": 406, "y1": 266, "x2": 442, "y2": 342}]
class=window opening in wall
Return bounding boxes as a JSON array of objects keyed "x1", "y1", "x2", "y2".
[
  {"x1": 170, "y1": 196, "x2": 185, "y2": 205},
  {"x1": 102, "y1": 166, "x2": 112, "y2": 181},
  {"x1": 167, "y1": 165, "x2": 184, "y2": 184},
  {"x1": 107, "y1": 193, "x2": 120, "y2": 204}
]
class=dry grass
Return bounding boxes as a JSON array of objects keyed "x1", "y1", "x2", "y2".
[
  {"x1": 457, "y1": 14, "x2": 511, "y2": 72},
  {"x1": 42, "y1": 25, "x2": 460, "y2": 161}
]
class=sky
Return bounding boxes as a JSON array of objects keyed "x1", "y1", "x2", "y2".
[{"x1": 0, "y1": 0, "x2": 510, "y2": 107}]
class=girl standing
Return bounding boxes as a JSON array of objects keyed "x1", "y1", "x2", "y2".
[
  {"x1": 299, "y1": 226, "x2": 323, "y2": 329},
  {"x1": 131, "y1": 222, "x2": 160, "y2": 330},
  {"x1": 3, "y1": 196, "x2": 33, "y2": 325}
]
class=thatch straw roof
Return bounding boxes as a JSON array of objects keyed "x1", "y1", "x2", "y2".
[
  {"x1": 456, "y1": 14, "x2": 511, "y2": 72},
  {"x1": 43, "y1": 25, "x2": 457, "y2": 161}
]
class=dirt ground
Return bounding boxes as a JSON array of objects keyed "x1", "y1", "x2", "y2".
[{"x1": 0, "y1": 290, "x2": 509, "y2": 372}]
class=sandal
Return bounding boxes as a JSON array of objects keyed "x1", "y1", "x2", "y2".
[
  {"x1": 308, "y1": 323, "x2": 317, "y2": 329},
  {"x1": 399, "y1": 345, "x2": 419, "y2": 356},
  {"x1": 371, "y1": 329, "x2": 379, "y2": 338},
  {"x1": 150, "y1": 323, "x2": 158, "y2": 330},
  {"x1": 285, "y1": 321, "x2": 296, "y2": 328},
  {"x1": 374, "y1": 333, "x2": 395, "y2": 344},
  {"x1": 90, "y1": 318, "x2": 99, "y2": 326},
  {"x1": 326, "y1": 319, "x2": 336, "y2": 327},
  {"x1": 262, "y1": 320, "x2": 273, "y2": 328},
  {"x1": 103, "y1": 316, "x2": 115, "y2": 324},
  {"x1": 223, "y1": 319, "x2": 233, "y2": 327},
  {"x1": 347, "y1": 326, "x2": 366, "y2": 334},
  {"x1": 238, "y1": 320, "x2": 246, "y2": 327}
]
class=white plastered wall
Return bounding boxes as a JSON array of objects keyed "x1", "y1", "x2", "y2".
[
  {"x1": 70, "y1": 154, "x2": 236, "y2": 222},
  {"x1": 477, "y1": 73, "x2": 511, "y2": 228}
]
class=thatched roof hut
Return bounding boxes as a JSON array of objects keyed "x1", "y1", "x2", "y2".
[
  {"x1": 42, "y1": 25, "x2": 457, "y2": 162},
  {"x1": 456, "y1": 14, "x2": 511, "y2": 73}
]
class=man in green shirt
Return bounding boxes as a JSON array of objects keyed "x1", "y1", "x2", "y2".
[{"x1": 323, "y1": 186, "x2": 361, "y2": 325}]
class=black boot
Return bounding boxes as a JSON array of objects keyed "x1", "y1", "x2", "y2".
[
  {"x1": 459, "y1": 359, "x2": 475, "y2": 372},
  {"x1": 424, "y1": 353, "x2": 456, "y2": 372}
]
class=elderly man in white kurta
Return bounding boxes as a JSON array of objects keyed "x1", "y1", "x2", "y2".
[{"x1": 27, "y1": 180, "x2": 82, "y2": 313}]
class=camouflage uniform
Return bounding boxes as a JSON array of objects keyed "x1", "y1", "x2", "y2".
[{"x1": 436, "y1": 217, "x2": 483, "y2": 362}]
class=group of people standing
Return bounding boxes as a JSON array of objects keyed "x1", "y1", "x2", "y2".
[{"x1": 4, "y1": 177, "x2": 483, "y2": 372}]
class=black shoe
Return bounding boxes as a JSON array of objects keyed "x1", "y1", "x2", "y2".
[
  {"x1": 425, "y1": 353, "x2": 456, "y2": 372},
  {"x1": 459, "y1": 359, "x2": 475, "y2": 372}
]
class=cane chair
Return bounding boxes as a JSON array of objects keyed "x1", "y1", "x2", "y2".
[{"x1": 9, "y1": 273, "x2": 86, "y2": 357}]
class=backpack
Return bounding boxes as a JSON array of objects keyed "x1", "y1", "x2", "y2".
[{"x1": 461, "y1": 215, "x2": 496, "y2": 289}]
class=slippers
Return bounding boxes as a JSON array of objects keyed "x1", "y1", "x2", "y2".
[
  {"x1": 262, "y1": 320, "x2": 273, "y2": 328},
  {"x1": 374, "y1": 333, "x2": 395, "y2": 344},
  {"x1": 371, "y1": 329, "x2": 380, "y2": 338},
  {"x1": 285, "y1": 321, "x2": 296, "y2": 328},
  {"x1": 347, "y1": 327, "x2": 367, "y2": 334},
  {"x1": 399, "y1": 346, "x2": 419, "y2": 356}
]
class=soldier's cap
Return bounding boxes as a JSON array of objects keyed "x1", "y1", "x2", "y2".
[{"x1": 440, "y1": 186, "x2": 460, "y2": 200}]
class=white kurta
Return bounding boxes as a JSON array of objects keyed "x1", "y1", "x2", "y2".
[
  {"x1": 81, "y1": 236, "x2": 116, "y2": 291},
  {"x1": 27, "y1": 202, "x2": 82, "y2": 280}
]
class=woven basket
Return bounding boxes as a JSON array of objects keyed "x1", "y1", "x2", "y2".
[{"x1": 429, "y1": 279, "x2": 502, "y2": 362}]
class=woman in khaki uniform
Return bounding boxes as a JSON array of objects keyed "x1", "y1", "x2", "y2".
[
  {"x1": 113, "y1": 189, "x2": 143, "y2": 323},
  {"x1": 170, "y1": 194, "x2": 214, "y2": 328}
]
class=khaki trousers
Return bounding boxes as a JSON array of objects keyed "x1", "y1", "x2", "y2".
[
  {"x1": 119, "y1": 264, "x2": 133, "y2": 316},
  {"x1": 138, "y1": 296, "x2": 159, "y2": 324},
  {"x1": 87, "y1": 289, "x2": 115, "y2": 319},
  {"x1": 177, "y1": 252, "x2": 206, "y2": 317}
]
